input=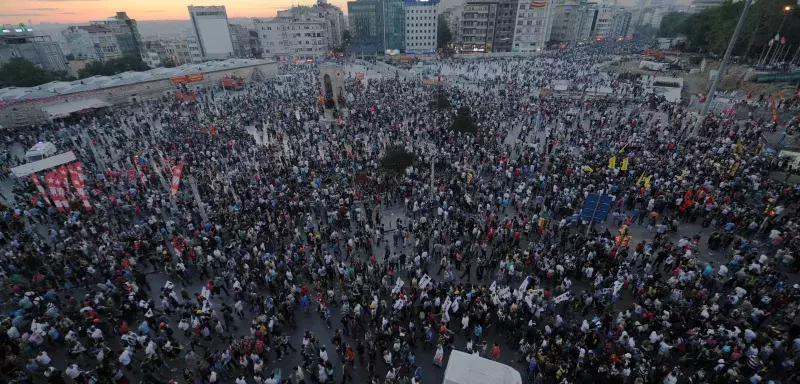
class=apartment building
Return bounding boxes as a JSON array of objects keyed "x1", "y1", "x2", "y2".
[
  {"x1": 62, "y1": 25, "x2": 123, "y2": 61},
  {"x1": 0, "y1": 26, "x2": 67, "y2": 72},
  {"x1": 405, "y1": 0, "x2": 439, "y2": 53},
  {"x1": 461, "y1": 1, "x2": 498, "y2": 51},
  {"x1": 512, "y1": 0, "x2": 555, "y2": 51}
]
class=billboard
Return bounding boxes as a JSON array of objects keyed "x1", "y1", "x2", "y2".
[{"x1": 170, "y1": 73, "x2": 205, "y2": 85}]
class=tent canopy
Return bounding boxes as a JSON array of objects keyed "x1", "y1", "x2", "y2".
[
  {"x1": 10, "y1": 151, "x2": 76, "y2": 178},
  {"x1": 41, "y1": 98, "x2": 111, "y2": 119}
]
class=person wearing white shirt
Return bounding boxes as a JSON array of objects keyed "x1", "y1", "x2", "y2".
[
  {"x1": 36, "y1": 351, "x2": 51, "y2": 365},
  {"x1": 119, "y1": 348, "x2": 133, "y2": 367},
  {"x1": 65, "y1": 364, "x2": 81, "y2": 379}
]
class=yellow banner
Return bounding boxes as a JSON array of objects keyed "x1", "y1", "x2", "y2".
[
  {"x1": 636, "y1": 173, "x2": 645, "y2": 185},
  {"x1": 728, "y1": 161, "x2": 741, "y2": 177},
  {"x1": 620, "y1": 158, "x2": 629, "y2": 171},
  {"x1": 608, "y1": 156, "x2": 616, "y2": 169},
  {"x1": 734, "y1": 142, "x2": 742, "y2": 153},
  {"x1": 644, "y1": 175, "x2": 652, "y2": 188}
]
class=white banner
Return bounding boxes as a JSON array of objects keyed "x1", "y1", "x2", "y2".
[
  {"x1": 442, "y1": 296, "x2": 452, "y2": 313},
  {"x1": 418, "y1": 274, "x2": 431, "y2": 290},
  {"x1": 613, "y1": 280, "x2": 623, "y2": 295},
  {"x1": 553, "y1": 292, "x2": 571, "y2": 303}
]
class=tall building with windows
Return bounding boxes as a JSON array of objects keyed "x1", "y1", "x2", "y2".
[
  {"x1": 513, "y1": 0, "x2": 555, "y2": 51},
  {"x1": 348, "y1": 0, "x2": 386, "y2": 54},
  {"x1": 255, "y1": 8, "x2": 328, "y2": 61},
  {"x1": 186, "y1": 36, "x2": 203, "y2": 63},
  {"x1": 0, "y1": 25, "x2": 67, "y2": 72},
  {"x1": 313, "y1": 0, "x2": 348, "y2": 48},
  {"x1": 187, "y1": 5, "x2": 235, "y2": 60},
  {"x1": 89, "y1": 12, "x2": 142, "y2": 57},
  {"x1": 62, "y1": 25, "x2": 122, "y2": 61},
  {"x1": 384, "y1": 0, "x2": 406, "y2": 51},
  {"x1": 493, "y1": 0, "x2": 519, "y2": 52},
  {"x1": 460, "y1": 1, "x2": 498, "y2": 51},
  {"x1": 405, "y1": 0, "x2": 439, "y2": 54}
]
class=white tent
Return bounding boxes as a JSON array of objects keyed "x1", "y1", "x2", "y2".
[
  {"x1": 443, "y1": 351, "x2": 523, "y2": 384},
  {"x1": 10, "y1": 151, "x2": 77, "y2": 178},
  {"x1": 41, "y1": 98, "x2": 111, "y2": 119}
]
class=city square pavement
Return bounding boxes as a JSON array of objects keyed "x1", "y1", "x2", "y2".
[{"x1": 3, "y1": 63, "x2": 785, "y2": 384}]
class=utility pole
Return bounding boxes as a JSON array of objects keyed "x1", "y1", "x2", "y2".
[
  {"x1": 155, "y1": 149, "x2": 179, "y2": 213},
  {"x1": 187, "y1": 175, "x2": 209, "y2": 223},
  {"x1": 691, "y1": 0, "x2": 752, "y2": 137},
  {"x1": 586, "y1": 194, "x2": 603, "y2": 235}
]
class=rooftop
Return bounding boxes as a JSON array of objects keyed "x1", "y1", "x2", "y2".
[{"x1": 0, "y1": 58, "x2": 275, "y2": 104}]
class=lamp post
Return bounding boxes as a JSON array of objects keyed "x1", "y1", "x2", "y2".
[
  {"x1": 764, "y1": 6, "x2": 794, "y2": 66},
  {"x1": 691, "y1": 0, "x2": 753, "y2": 137}
]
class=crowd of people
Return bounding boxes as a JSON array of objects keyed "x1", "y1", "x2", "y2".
[{"x1": 0, "y1": 42, "x2": 799, "y2": 384}]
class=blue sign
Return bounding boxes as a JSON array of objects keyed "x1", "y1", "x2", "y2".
[{"x1": 579, "y1": 194, "x2": 614, "y2": 223}]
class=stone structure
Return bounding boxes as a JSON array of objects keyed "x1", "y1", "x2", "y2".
[{"x1": 319, "y1": 62, "x2": 346, "y2": 110}]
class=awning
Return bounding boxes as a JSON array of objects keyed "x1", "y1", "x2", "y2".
[
  {"x1": 10, "y1": 151, "x2": 76, "y2": 177},
  {"x1": 41, "y1": 98, "x2": 111, "y2": 119}
]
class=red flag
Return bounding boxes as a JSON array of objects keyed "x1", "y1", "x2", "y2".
[
  {"x1": 170, "y1": 161, "x2": 185, "y2": 198},
  {"x1": 57, "y1": 165, "x2": 71, "y2": 194},
  {"x1": 30, "y1": 174, "x2": 51, "y2": 206},
  {"x1": 68, "y1": 162, "x2": 93, "y2": 211},
  {"x1": 44, "y1": 171, "x2": 63, "y2": 212}
]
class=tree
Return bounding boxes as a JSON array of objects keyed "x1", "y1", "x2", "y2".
[
  {"x1": 437, "y1": 15, "x2": 453, "y2": 48},
  {"x1": 0, "y1": 58, "x2": 59, "y2": 88},
  {"x1": 342, "y1": 30, "x2": 352, "y2": 47},
  {"x1": 380, "y1": 145, "x2": 415, "y2": 174},
  {"x1": 450, "y1": 106, "x2": 477, "y2": 135},
  {"x1": 658, "y1": 12, "x2": 690, "y2": 37},
  {"x1": 77, "y1": 55, "x2": 149, "y2": 78},
  {"x1": 661, "y1": 0, "x2": 800, "y2": 58},
  {"x1": 431, "y1": 85, "x2": 450, "y2": 109},
  {"x1": 161, "y1": 58, "x2": 177, "y2": 68}
]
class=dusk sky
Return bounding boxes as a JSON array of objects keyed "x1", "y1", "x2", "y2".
[{"x1": 0, "y1": 0, "x2": 349, "y2": 25}]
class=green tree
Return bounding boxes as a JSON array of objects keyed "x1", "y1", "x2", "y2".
[
  {"x1": 342, "y1": 30, "x2": 352, "y2": 46},
  {"x1": 658, "y1": 12, "x2": 691, "y2": 37},
  {"x1": 450, "y1": 106, "x2": 477, "y2": 135},
  {"x1": 161, "y1": 58, "x2": 177, "y2": 68},
  {"x1": 380, "y1": 146, "x2": 415, "y2": 174},
  {"x1": 437, "y1": 15, "x2": 453, "y2": 48},
  {"x1": 667, "y1": 0, "x2": 799, "y2": 57},
  {"x1": 432, "y1": 85, "x2": 450, "y2": 109},
  {"x1": 0, "y1": 58, "x2": 57, "y2": 88},
  {"x1": 77, "y1": 55, "x2": 149, "y2": 78}
]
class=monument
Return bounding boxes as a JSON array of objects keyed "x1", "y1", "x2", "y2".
[{"x1": 319, "y1": 63, "x2": 347, "y2": 121}]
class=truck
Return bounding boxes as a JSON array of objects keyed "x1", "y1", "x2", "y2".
[{"x1": 443, "y1": 351, "x2": 523, "y2": 384}]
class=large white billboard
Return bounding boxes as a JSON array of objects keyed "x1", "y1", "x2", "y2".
[{"x1": 197, "y1": 18, "x2": 234, "y2": 58}]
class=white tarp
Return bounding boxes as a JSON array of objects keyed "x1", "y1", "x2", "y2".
[
  {"x1": 41, "y1": 98, "x2": 111, "y2": 119},
  {"x1": 10, "y1": 151, "x2": 77, "y2": 177},
  {"x1": 443, "y1": 351, "x2": 523, "y2": 384}
]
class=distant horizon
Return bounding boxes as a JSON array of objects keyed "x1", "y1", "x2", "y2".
[{"x1": 0, "y1": 0, "x2": 349, "y2": 25}]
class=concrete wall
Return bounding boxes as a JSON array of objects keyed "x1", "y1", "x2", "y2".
[{"x1": 0, "y1": 62, "x2": 278, "y2": 128}]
